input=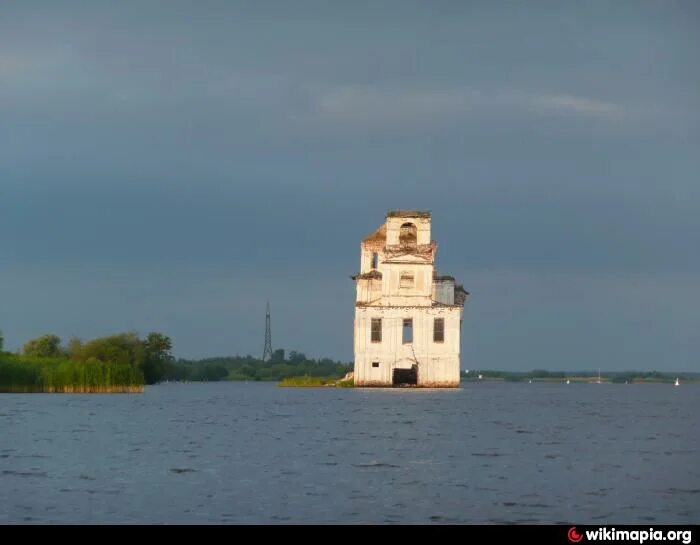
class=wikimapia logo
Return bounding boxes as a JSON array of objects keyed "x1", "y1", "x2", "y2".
[
  {"x1": 569, "y1": 528, "x2": 584, "y2": 543},
  {"x1": 567, "y1": 527, "x2": 693, "y2": 544}
]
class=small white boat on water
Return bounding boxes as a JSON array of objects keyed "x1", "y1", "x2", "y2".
[
  {"x1": 675, "y1": 377, "x2": 680, "y2": 386},
  {"x1": 566, "y1": 379, "x2": 570, "y2": 384}
]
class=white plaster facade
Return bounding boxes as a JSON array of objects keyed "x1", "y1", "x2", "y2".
[{"x1": 352, "y1": 211, "x2": 468, "y2": 387}]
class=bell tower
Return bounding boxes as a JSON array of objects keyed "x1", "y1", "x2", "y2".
[{"x1": 352, "y1": 210, "x2": 468, "y2": 387}]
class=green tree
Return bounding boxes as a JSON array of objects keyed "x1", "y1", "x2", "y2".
[
  {"x1": 79, "y1": 332, "x2": 144, "y2": 366},
  {"x1": 141, "y1": 332, "x2": 173, "y2": 384},
  {"x1": 270, "y1": 349, "x2": 285, "y2": 363},
  {"x1": 66, "y1": 337, "x2": 83, "y2": 360},
  {"x1": 0, "y1": 329, "x2": 4, "y2": 351},
  {"x1": 288, "y1": 351, "x2": 307, "y2": 364},
  {"x1": 23, "y1": 334, "x2": 62, "y2": 358}
]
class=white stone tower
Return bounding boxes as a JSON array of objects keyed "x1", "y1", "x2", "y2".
[{"x1": 352, "y1": 210, "x2": 468, "y2": 387}]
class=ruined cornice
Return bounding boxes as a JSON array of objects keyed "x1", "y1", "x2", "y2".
[
  {"x1": 356, "y1": 302, "x2": 464, "y2": 309},
  {"x1": 351, "y1": 270, "x2": 383, "y2": 281},
  {"x1": 384, "y1": 241, "x2": 436, "y2": 259},
  {"x1": 386, "y1": 210, "x2": 431, "y2": 219},
  {"x1": 454, "y1": 285, "x2": 469, "y2": 305}
]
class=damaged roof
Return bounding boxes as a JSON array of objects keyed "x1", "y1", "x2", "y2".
[
  {"x1": 362, "y1": 223, "x2": 386, "y2": 243},
  {"x1": 386, "y1": 210, "x2": 431, "y2": 219}
]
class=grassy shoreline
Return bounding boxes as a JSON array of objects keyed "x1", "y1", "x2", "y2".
[{"x1": 278, "y1": 376, "x2": 354, "y2": 388}]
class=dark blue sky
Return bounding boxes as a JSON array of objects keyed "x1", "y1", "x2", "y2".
[{"x1": 1, "y1": 1, "x2": 698, "y2": 370}]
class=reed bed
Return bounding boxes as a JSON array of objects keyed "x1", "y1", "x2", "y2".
[{"x1": 0, "y1": 353, "x2": 144, "y2": 393}]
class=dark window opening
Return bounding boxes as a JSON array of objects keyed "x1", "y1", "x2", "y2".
[
  {"x1": 400, "y1": 272, "x2": 414, "y2": 288},
  {"x1": 402, "y1": 319, "x2": 413, "y2": 344},
  {"x1": 392, "y1": 365, "x2": 418, "y2": 386},
  {"x1": 434, "y1": 318, "x2": 445, "y2": 343},
  {"x1": 371, "y1": 252, "x2": 378, "y2": 269},
  {"x1": 371, "y1": 318, "x2": 382, "y2": 343},
  {"x1": 399, "y1": 222, "x2": 417, "y2": 245},
  {"x1": 372, "y1": 361, "x2": 379, "y2": 368}
]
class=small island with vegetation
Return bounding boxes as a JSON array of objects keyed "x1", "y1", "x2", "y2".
[
  {"x1": 0, "y1": 331, "x2": 173, "y2": 393},
  {"x1": 279, "y1": 374, "x2": 354, "y2": 388}
]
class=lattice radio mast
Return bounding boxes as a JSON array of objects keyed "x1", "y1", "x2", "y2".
[{"x1": 262, "y1": 302, "x2": 273, "y2": 362}]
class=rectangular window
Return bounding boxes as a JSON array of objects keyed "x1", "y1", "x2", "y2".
[
  {"x1": 371, "y1": 318, "x2": 382, "y2": 343},
  {"x1": 433, "y1": 318, "x2": 445, "y2": 343},
  {"x1": 402, "y1": 318, "x2": 413, "y2": 344},
  {"x1": 400, "y1": 272, "x2": 414, "y2": 288},
  {"x1": 372, "y1": 361, "x2": 379, "y2": 368}
]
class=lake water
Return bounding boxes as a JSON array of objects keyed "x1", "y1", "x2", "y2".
[{"x1": 1, "y1": 382, "x2": 698, "y2": 524}]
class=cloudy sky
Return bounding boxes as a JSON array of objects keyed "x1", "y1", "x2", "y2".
[{"x1": 1, "y1": 1, "x2": 698, "y2": 371}]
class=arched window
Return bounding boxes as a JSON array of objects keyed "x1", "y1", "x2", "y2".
[
  {"x1": 399, "y1": 222, "x2": 417, "y2": 244},
  {"x1": 371, "y1": 252, "x2": 378, "y2": 269}
]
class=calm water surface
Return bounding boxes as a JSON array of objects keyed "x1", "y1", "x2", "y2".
[{"x1": 1, "y1": 382, "x2": 698, "y2": 524}]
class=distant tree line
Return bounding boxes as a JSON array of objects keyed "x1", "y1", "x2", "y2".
[
  {"x1": 461, "y1": 369, "x2": 696, "y2": 383},
  {"x1": 169, "y1": 349, "x2": 351, "y2": 383}
]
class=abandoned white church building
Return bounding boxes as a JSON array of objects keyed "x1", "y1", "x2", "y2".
[{"x1": 352, "y1": 211, "x2": 468, "y2": 387}]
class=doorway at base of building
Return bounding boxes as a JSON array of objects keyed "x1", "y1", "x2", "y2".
[{"x1": 392, "y1": 365, "x2": 417, "y2": 386}]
